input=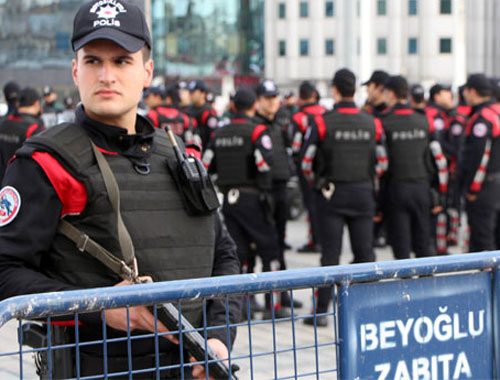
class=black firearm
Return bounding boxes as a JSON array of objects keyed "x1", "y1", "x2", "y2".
[{"x1": 148, "y1": 302, "x2": 239, "y2": 380}]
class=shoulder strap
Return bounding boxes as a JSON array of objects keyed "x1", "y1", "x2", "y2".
[{"x1": 57, "y1": 140, "x2": 139, "y2": 282}]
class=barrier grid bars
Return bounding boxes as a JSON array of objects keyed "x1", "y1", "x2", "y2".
[
  {"x1": 4, "y1": 252, "x2": 500, "y2": 379},
  {"x1": 3, "y1": 291, "x2": 340, "y2": 379}
]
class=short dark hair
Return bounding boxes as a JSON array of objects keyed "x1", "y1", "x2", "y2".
[
  {"x1": 299, "y1": 81, "x2": 317, "y2": 100},
  {"x1": 332, "y1": 68, "x2": 356, "y2": 97},
  {"x1": 465, "y1": 73, "x2": 492, "y2": 97},
  {"x1": 384, "y1": 75, "x2": 409, "y2": 100},
  {"x1": 19, "y1": 87, "x2": 40, "y2": 107},
  {"x1": 233, "y1": 86, "x2": 256, "y2": 112}
]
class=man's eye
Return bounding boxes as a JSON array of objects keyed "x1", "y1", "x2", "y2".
[
  {"x1": 85, "y1": 59, "x2": 98, "y2": 64},
  {"x1": 116, "y1": 59, "x2": 131, "y2": 65}
]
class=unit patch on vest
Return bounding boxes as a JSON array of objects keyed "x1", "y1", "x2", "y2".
[
  {"x1": 434, "y1": 118, "x2": 445, "y2": 131},
  {"x1": 334, "y1": 130, "x2": 371, "y2": 141},
  {"x1": 215, "y1": 136, "x2": 244, "y2": 147},
  {"x1": 261, "y1": 135, "x2": 273, "y2": 150},
  {"x1": 473, "y1": 123, "x2": 488, "y2": 138},
  {"x1": 392, "y1": 129, "x2": 426, "y2": 140},
  {"x1": 207, "y1": 116, "x2": 218, "y2": 129},
  {"x1": 451, "y1": 123, "x2": 463, "y2": 136},
  {"x1": 0, "y1": 186, "x2": 21, "y2": 227}
]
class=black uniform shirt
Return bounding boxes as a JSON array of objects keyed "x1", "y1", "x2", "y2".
[{"x1": 0, "y1": 106, "x2": 240, "y2": 338}]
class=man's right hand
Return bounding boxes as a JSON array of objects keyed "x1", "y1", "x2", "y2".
[{"x1": 102, "y1": 278, "x2": 178, "y2": 344}]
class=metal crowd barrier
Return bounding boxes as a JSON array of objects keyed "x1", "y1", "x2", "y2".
[{"x1": 1, "y1": 251, "x2": 500, "y2": 379}]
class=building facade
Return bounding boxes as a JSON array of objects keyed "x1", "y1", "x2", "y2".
[{"x1": 265, "y1": 0, "x2": 499, "y2": 95}]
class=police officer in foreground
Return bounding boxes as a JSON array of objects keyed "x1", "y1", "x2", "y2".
[
  {"x1": 380, "y1": 75, "x2": 448, "y2": 260},
  {"x1": 458, "y1": 74, "x2": 500, "y2": 252},
  {"x1": 0, "y1": 87, "x2": 44, "y2": 181},
  {"x1": 0, "y1": 1, "x2": 240, "y2": 378},
  {"x1": 203, "y1": 86, "x2": 284, "y2": 318},
  {"x1": 291, "y1": 81, "x2": 327, "y2": 253},
  {"x1": 301, "y1": 68, "x2": 386, "y2": 327},
  {"x1": 187, "y1": 79, "x2": 219, "y2": 149}
]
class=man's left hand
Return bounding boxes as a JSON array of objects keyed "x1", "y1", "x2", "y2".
[{"x1": 190, "y1": 338, "x2": 229, "y2": 380}]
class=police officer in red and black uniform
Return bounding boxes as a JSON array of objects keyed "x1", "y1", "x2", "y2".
[
  {"x1": 291, "y1": 81, "x2": 327, "y2": 253},
  {"x1": 458, "y1": 74, "x2": 500, "y2": 252},
  {"x1": 144, "y1": 85, "x2": 200, "y2": 148},
  {"x1": 381, "y1": 76, "x2": 448, "y2": 260},
  {"x1": 0, "y1": 2, "x2": 240, "y2": 378},
  {"x1": 254, "y1": 81, "x2": 292, "y2": 266},
  {"x1": 362, "y1": 70, "x2": 390, "y2": 117},
  {"x1": 187, "y1": 79, "x2": 218, "y2": 149},
  {"x1": 0, "y1": 87, "x2": 44, "y2": 181},
  {"x1": 203, "y1": 86, "x2": 285, "y2": 317},
  {"x1": 301, "y1": 69, "x2": 386, "y2": 326}
]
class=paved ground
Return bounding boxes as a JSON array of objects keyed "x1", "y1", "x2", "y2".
[{"x1": 0, "y1": 214, "x2": 465, "y2": 379}]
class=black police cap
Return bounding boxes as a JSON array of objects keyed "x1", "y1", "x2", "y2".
[
  {"x1": 3, "y1": 81, "x2": 20, "y2": 102},
  {"x1": 233, "y1": 86, "x2": 256, "y2": 110},
  {"x1": 362, "y1": 70, "x2": 389, "y2": 86},
  {"x1": 143, "y1": 86, "x2": 164, "y2": 97},
  {"x1": 410, "y1": 84, "x2": 425, "y2": 102},
  {"x1": 255, "y1": 80, "x2": 279, "y2": 97},
  {"x1": 71, "y1": 0, "x2": 152, "y2": 53},
  {"x1": 465, "y1": 73, "x2": 492, "y2": 95},
  {"x1": 429, "y1": 83, "x2": 451, "y2": 101},
  {"x1": 19, "y1": 87, "x2": 41, "y2": 107},
  {"x1": 188, "y1": 79, "x2": 208, "y2": 93}
]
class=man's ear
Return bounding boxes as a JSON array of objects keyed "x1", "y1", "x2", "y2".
[
  {"x1": 144, "y1": 59, "x2": 154, "y2": 88},
  {"x1": 72, "y1": 58, "x2": 79, "y2": 87}
]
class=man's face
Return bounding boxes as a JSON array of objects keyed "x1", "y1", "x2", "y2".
[
  {"x1": 435, "y1": 90, "x2": 453, "y2": 109},
  {"x1": 72, "y1": 39, "x2": 153, "y2": 126},
  {"x1": 190, "y1": 89, "x2": 205, "y2": 107},
  {"x1": 366, "y1": 82, "x2": 384, "y2": 105},
  {"x1": 383, "y1": 88, "x2": 397, "y2": 108},
  {"x1": 257, "y1": 95, "x2": 280, "y2": 118},
  {"x1": 143, "y1": 93, "x2": 162, "y2": 109}
]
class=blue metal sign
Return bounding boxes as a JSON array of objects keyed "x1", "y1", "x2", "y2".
[{"x1": 339, "y1": 272, "x2": 493, "y2": 380}]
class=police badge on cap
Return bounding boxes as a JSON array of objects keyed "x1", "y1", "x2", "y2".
[{"x1": 71, "y1": 0, "x2": 152, "y2": 53}]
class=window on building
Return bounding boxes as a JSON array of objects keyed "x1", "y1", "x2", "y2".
[
  {"x1": 408, "y1": 38, "x2": 418, "y2": 54},
  {"x1": 300, "y1": 1, "x2": 309, "y2": 18},
  {"x1": 377, "y1": 0, "x2": 386, "y2": 15},
  {"x1": 325, "y1": 1, "x2": 334, "y2": 17},
  {"x1": 279, "y1": 3, "x2": 286, "y2": 19},
  {"x1": 409, "y1": 0, "x2": 417, "y2": 15},
  {"x1": 325, "y1": 39, "x2": 335, "y2": 55},
  {"x1": 440, "y1": 0, "x2": 452, "y2": 14},
  {"x1": 300, "y1": 39, "x2": 309, "y2": 56},
  {"x1": 440, "y1": 38, "x2": 452, "y2": 53},
  {"x1": 377, "y1": 38, "x2": 387, "y2": 54},
  {"x1": 279, "y1": 40, "x2": 286, "y2": 56}
]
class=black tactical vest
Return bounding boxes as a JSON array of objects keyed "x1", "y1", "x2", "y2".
[
  {"x1": 268, "y1": 123, "x2": 291, "y2": 182},
  {"x1": 214, "y1": 119, "x2": 260, "y2": 189},
  {"x1": 383, "y1": 109, "x2": 431, "y2": 181},
  {"x1": 0, "y1": 114, "x2": 41, "y2": 180},
  {"x1": 320, "y1": 110, "x2": 376, "y2": 182},
  {"x1": 19, "y1": 123, "x2": 215, "y2": 325}
]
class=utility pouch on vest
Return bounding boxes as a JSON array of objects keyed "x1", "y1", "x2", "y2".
[
  {"x1": 21, "y1": 323, "x2": 74, "y2": 379},
  {"x1": 165, "y1": 127, "x2": 220, "y2": 215}
]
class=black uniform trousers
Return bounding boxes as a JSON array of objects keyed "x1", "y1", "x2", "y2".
[
  {"x1": 385, "y1": 181, "x2": 432, "y2": 259},
  {"x1": 271, "y1": 181, "x2": 289, "y2": 270},
  {"x1": 466, "y1": 181, "x2": 500, "y2": 252},
  {"x1": 222, "y1": 190, "x2": 279, "y2": 272},
  {"x1": 298, "y1": 172, "x2": 320, "y2": 245},
  {"x1": 314, "y1": 183, "x2": 375, "y2": 312}
]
